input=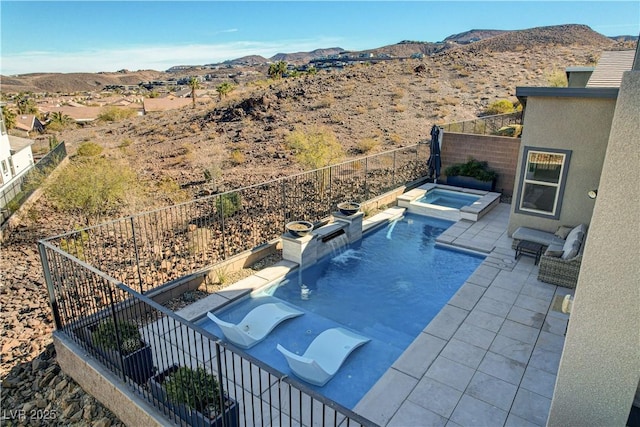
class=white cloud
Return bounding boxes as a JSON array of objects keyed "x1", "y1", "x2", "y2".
[{"x1": 1, "y1": 38, "x2": 342, "y2": 75}]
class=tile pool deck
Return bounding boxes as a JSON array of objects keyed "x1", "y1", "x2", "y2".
[
  {"x1": 172, "y1": 203, "x2": 573, "y2": 426},
  {"x1": 355, "y1": 203, "x2": 573, "y2": 427}
]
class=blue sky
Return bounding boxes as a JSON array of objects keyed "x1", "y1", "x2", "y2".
[{"x1": 1, "y1": 1, "x2": 638, "y2": 75}]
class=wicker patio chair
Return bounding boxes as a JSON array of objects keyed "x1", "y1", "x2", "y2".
[{"x1": 537, "y1": 254, "x2": 582, "y2": 289}]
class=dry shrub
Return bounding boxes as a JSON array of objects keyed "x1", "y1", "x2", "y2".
[
  {"x1": 357, "y1": 138, "x2": 380, "y2": 154},
  {"x1": 229, "y1": 150, "x2": 245, "y2": 165},
  {"x1": 390, "y1": 87, "x2": 405, "y2": 100},
  {"x1": 314, "y1": 94, "x2": 334, "y2": 109},
  {"x1": 388, "y1": 133, "x2": 402, "y2": 144},
  {"x1": 391, "y1": 104, "x2": 407, "y2": 113}
]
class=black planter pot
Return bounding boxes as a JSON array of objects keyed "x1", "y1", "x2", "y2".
[
  {"x1": 446, "y1": 175, "x2": 496, "y2": 192},
  {"x1": 82, "y1": 323, "x2": 154, "y2": 385},
  {"x1": 150, "y1": 365, "x2": 239, "y2": 427}
]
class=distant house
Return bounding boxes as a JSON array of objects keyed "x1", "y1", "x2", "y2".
[
  {"x1": 0, "y1": 108, "x2": 35, "y2": 190},
  {"x1": 40, "y1": 106, "x2": 103, "y2": 124},
  {"x1": 14, "y1": 114, "x2": 45, "y2": 135}
]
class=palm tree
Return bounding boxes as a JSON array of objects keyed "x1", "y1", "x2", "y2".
[
  {"x1": 216, "y1": 82, "x2": 235, "y2": 100},
  {"x1": 16, "y1": 93, "x2": 38, "y2": 114},
  {"x1": 1, "y1": 106, "x2": 16, "y2": 130},
  {"x1": 188, "y1": 77, "x2": 201, "y2": 109},
  {"x1": 268, "y1": 61, "x2": 288, "y2": 79},
  {"x1": 46, "y1": 111, "x2": 75, "y2": 131}
]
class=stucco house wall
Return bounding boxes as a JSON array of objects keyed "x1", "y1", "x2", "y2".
[
  {"x1": 508, "y1": 95, "x2": 616, "y2": 235},
  {"x1": 547, "y1": 68, "x2": 640, "y2": 427}
]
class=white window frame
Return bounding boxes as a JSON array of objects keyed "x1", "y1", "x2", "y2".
[{"x1": 515, "y1": 147, "x2": 572, "y2": 219}]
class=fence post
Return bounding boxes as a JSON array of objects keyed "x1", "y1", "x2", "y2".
[
  {"x1": 38, "y1": 243, "x2": 63, "y2": 330},
  {"x1": 364, "y1": 157, "x2": 369, "y2": 200},
  {"x1": 106, "y1": 284, "x2": 127, "y2": 382},
  {"x1": 130, "y1": 217, "x2": 144, "y2": 293},
  {"x1": 218, "y1": 194, "x2": 228, "y2": 258},
  {"x1": 393, "y1": 151, "x2": 397, "y2": 186}
]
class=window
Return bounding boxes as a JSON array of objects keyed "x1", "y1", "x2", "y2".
[
  {"x1": 516, "y1": 147, "x2": 571, "y2": 219},
  {"x1": 1, "y1": 160, "x2": 7, "y2": 175}
]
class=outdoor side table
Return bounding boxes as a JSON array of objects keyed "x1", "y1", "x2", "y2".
[{"x1": 515, "y1": 240, "x2": 544, "y2": 265}]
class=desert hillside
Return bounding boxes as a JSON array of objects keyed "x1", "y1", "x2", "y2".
[{"x1": 0, "y1": 24, "x2": 636, "y2": 426}]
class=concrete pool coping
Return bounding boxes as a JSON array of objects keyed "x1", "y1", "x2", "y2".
[{"x1": 175, "y1": 203, "x2": 571, "y2": 426}]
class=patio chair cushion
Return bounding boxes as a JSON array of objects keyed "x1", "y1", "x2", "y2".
[
  {"x1": 561, "y1": 224, "x2": 587, "y2": 260},
  {"x1": 562, "y1": 238, "x2": 581, "y2": 260},
  {"x1": 565, "y1": 224, "x2": 587, "y2": 243},
  {"x1": 512, "y1": 227, "x2": 564, "y2": 247},
  {"x1": 554, "y1": 225, "x2": 574, "y2": 239},
  {"x1": 545, "y1": 247, "x2": 564, "y2": 257}
]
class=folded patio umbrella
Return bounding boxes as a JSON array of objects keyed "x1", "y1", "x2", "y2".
[{"x1": 428, "y1": 125, "x2": 442, "y2": 182}]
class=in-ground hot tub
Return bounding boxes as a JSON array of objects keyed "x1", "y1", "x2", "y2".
[{"x1": 398, "y1": 183, "x2": 501, "y2": 221}]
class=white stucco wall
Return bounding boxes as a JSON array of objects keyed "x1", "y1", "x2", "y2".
[
  {"x1": 547, "y1": 71, "x2": 640, "y2": 426},
  {"x1": 508, "y1": 96, "x2": 616, "y2": 235}
]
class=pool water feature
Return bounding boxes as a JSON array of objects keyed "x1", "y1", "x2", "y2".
[{"x1": 198, "y1": 214, "x2": 484, "y2": 409}]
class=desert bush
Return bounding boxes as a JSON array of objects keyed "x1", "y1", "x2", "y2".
[
  {"x1": 76, "y1": 141, "x2": 103, "y2": 157},
  {"x1": 216, "y1": 192, "x2": 241, "y2": 218},
  {"x1": 390, "y1": 87, "x2": 405, "y2": 100},
  {"x1": 229, "y1": 150, "x2": 245, "y2": 165},
  {"x1": 285, "y1": 126, "x2": 344, "y2": 169},
  {"x1": 388, "y1": 133, "x2": 402, "y2": 144},
  {"x1": 354, "y1": 106, "x2": 366, "y2": 115},
  {"x1": 546, "y1": 68, "x2": 567, "y2": 87},
  {"x1": 46, "y1": 157, "x2": 138, "y2": 225},
  {"x1": 356, "y1": 138, "x2": 380, "y2": 154},
  {"x1": 314, "y1": 95, "x2": 334, "y2": 109},
  {"x1": 156, "y1": 176, "x2": 189, "y2": 204},
  {"x1": 119, "y1": 138, "x2": 133, "y2": 149},
  {"x1": 98, "y1": 106, "x2": 136, "y2": 122},
  {"x1": 483, "y1": 99, "x2": 516, "y2": 115}
]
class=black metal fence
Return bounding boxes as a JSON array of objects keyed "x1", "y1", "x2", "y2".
[
  {"x1": 0, "y1": 142, "x2": 67, "y2": 226},
  {"x1": 441, "y1": 112, "x2": 522, "y2": 136},
  {"x1": 39, "y1": 143, "x2": 429, "y2": 426},
  {"x1": 39, "y1": 242, "x2": 375, "y2": 427},
  {"x1": 42, "y1": 144, "x2": 428, "y2": 294}
]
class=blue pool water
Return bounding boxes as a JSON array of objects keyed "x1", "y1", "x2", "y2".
[
  {"x1": 418, "y1": 189, "x2": 481, "y2": 209},
  {"x1": 198, "y1": 213, "x2": 484, "y2": 408}
]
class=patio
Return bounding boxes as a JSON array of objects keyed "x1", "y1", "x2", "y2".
[
  {"x1": 168, "y1": 202, "x2": 571, "y2": 426},
  {"x1": 354, "y1": 203, "x2": 571, "y2": 426}
]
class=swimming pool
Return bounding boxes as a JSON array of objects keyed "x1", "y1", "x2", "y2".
[
  {"x1": 198, "y1": 213, "x2": 484, "y2": 408},
  {"x1": 418, "y1": 188, "x2": 481, "y2": 209}
]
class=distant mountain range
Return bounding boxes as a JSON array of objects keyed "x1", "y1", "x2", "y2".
[
  {"x1": 202, "y1": 26, "x2": 636, "y2": 68},
  {"x1": 1, "y1": 24, "x2": 636, "y2": 93}
]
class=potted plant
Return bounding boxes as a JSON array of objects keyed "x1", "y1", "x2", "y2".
[
  {"x1": 336, "y1": 202, "x2": 361, "y2": 216},
  {"x1": 90, "y1": 318, "x2": 154, "y2": 385},
  {"x1": 285, "y1": 220, "x2": 314, "y2": 237},
  {"x1": 150, "y1": 365, "x2": 239, "y2": 427},
  {"x1": 444, "y1": 158, "x2": 498, "y2": 191}
]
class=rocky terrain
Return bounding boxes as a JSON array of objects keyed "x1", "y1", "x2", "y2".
[{"x1": 0, "y1": 25, "x2": 635, "y2": 425}]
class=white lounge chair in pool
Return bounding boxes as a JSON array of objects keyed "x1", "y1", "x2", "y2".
[
  {"x1": 207, "y1": 302, "x2": 303, "y2": 349},
  {"x1": 276, "y1": 327, "x2": 370, "y2": 386}
]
